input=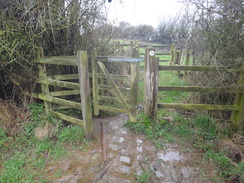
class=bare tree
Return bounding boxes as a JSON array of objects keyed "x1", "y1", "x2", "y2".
[{"x1": 0, "y1": 0, "x2": 108, "y2": 100}]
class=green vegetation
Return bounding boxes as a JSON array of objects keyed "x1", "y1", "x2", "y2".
[
  {"x1": 136, "y1": 170, "x2": 151, "y2": 183},
  {"x1": 0, "y1": 103, "x2": 87, "y2": 183},
  {"x1": 126, "y1": 112, "x2": 243, "y2": 181},
  {"x1": 158, "y1": 70, "x2": 189, "y2": 103}
]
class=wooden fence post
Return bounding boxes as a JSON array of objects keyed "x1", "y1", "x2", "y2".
[
  {"x1": 231, "y1": 64, "x2": 244, "y2": 130},
  {"x1": 185, "y1": 48, "x2": 190, "y2": 66},
  {"x1": 130, "y1": 47, "x2": 140, "y2": 122},
  {"x1": 77, "y1": 51, "x2": 93, "y2": 140},
  {"x1": 91, "y1": 49, "x2": 99, "y2": 116},
  {"x1": 144, "y1": 47, "x2": 159, "y2": 119},
  {"x1": 175, "y1": 49, "x2": 181, "y2": 65},
  {"x1": 184, "y1": 48, "x2": 191, "y2": 75},
  {"x1": 170, "y1": 43, "x2": 176, "y2": 65},
  {"x1": 37, "y1": 48, "x2": 51, "y2": 113}
]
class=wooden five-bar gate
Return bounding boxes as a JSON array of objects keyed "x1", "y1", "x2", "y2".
[{"x1": 32, "y1": 44, "x2": 142, "y2": 139}]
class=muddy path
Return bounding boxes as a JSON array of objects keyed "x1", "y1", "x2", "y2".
[{"x1": 44, "y1": 114, "x2": 221, "y2": 183}]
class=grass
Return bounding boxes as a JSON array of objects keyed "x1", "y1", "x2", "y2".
[
  {"x1": 0, "y1": 103, "x2": 87, "y2": 183},
  {"x1": 125, "y1": 112, "x2": 243, "y2": 181},
  {"x1": 136, "y1": 170, "x2": 151, "y2": 183}
]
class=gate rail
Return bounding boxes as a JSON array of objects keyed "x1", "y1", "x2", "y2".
[
  {"x1": 32, "y1": 49, "x2": 93, "y2": 139},
  {"x1": 91, "y1": 48, "x2": 142, "y2": 122}
]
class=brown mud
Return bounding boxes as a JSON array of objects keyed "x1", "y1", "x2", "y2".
[{"x1": 44, "y1": 114, "x2": 222, "y2": 183}]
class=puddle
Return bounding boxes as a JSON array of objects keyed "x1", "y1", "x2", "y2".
[
  {"x1": 157, "y1": 151, "x2": 183, "y2": 161},
  {"x1": 43, "y1": 114, "x2": 221, "y2": 183}
]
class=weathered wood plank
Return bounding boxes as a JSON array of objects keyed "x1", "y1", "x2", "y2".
[
  {"x1": 158, "y1": 86, "x2": 243, "y2": 93},
  {"x1": 155, "y1": 52, "x2": 171, "y2": 55},
  {"x1": 77, "y1": 51, "x2": 93, "y2": 140},
  {"x1": 37, "y1": 48, "x2": 51, "y2": 112},
  {"x1": 171, "y1": 43, "x2": 176, "y2": 64},
  {"x1": 96, "y1": 56, "x2": 142, "y2": 63},
  {"x1": 54, "y1": 112, "x2": 84, "y2": 126},
  {"x1": 37, "y1": 78, "x2": 80, "y2": 89},
  {"x1": 32, "y1": 93, "x2": 82, "y2": 110},
  {"x1": 231, "y1": 64, "x2": 244, "y2": 129},
  {"x1": 98, "y1": 95, "x2": 130, "y2": 101},
  {"x1": 92, "y1": 49, "x2": 99, "y2": 116},
  {"x1": 130, "y1": 47, "x2": 140, "y2": 122},
  {"x1": 159, "y1": 65, "x2": 231, "y2": 72},
  {"x1": 159, "y1": 60, "x2": 171, "y2": 63},
  {"x1": 46, "y1": 74, "x2": 79, "y2": 81},
  {"x1": 98, "y1": 105, "x2": 127, "y2": 114},
  {"x1": 97, "y1": 73, "x2": 130, "y2": 81},
  {"x1": 158, "y1": 103, "x2": 239, "y2": 111},
  {"x1": 185, "y1": 48, "x2": 190, "y2": 66},
  {"x1": 144, "y1": 47, "x2": 159, "y2": 119},
  {"x1": 98, "y1": 85, "x2": 131, "y2": 92},
  {"x1": 33, "y1": 56, "x2": 77, "y2": 66},
  {"x1": 50, "y1": 90, "x2": 80, "y2": 97}
]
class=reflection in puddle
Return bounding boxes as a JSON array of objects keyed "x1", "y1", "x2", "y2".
[
  {"x1": 109, "y1": 144, "x2": 120, "y2": 151},
  {"x1": 158, "y1": 151, "x2": 183, "y2": 161},
  {"x1": 119, "y1": 156, "x2": 131, "y2": 166},
  {"x1": 113, "y1": 165, "x2": 131, "y2": 174},
  {"x1": 136, "y1": 138, "x2": 143, "y2": 153}
]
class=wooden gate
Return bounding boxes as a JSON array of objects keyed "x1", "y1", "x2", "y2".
[
  {"x1": 91, "y1": 48, "x2": 142, "y2": 122},
  {"x1": 32, "y1": 49, "x2": 93, "y2": 139}
]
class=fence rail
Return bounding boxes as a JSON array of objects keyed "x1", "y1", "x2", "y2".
[{"x1": 144, "y1": 47, "x2": 244, "y2": 128}]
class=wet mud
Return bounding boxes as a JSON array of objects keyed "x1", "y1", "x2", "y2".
[{"x1": 44, "y1": 114, "x2": 221, "y2": 183}]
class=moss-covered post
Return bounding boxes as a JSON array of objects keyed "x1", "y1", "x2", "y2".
[
  {"x1": 97, "y1": 48, "x2": 104, "y2": 97},
  {"x1": 144, "y1": 47, "x2": 159, "y2": 119},
  {"x1": 170, "y1": 43, "x2": 176, "y2": 65},
  {"x1": 231, "y1": 64, "x2": 244, "y2": 130},
  {"x1": 130, "y1": 44, "x2": 140, "y2": 122},
  {"x1": 176, "y1": 49, "x2": 182, "y2": 77},
  {"x1": 185, "y1": 48, "x2": 190, "y2": 66},
  {"x1": 185, "y1": 48, "x2": 190, "y2": 75},
  {"x1": 77, "y1": 51, "x2": 93, "y2": 140},
  {"x1": 175, "y1": 49, "x2": 181, "y2": 65},
  {"x1": 36, "y1": 48, "x2": 51, "y2": 113},
  {"x1": 91, "y1": 49, "x2": 99, "y2": 116}
]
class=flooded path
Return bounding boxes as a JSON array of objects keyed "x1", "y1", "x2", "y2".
[{"x1": 45, "y1": 114, "x2": 220, "y2": 183}]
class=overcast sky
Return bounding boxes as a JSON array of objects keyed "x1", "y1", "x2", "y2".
[{"x1": 106, "y1": 0, "x2": 184, "y2": 28}]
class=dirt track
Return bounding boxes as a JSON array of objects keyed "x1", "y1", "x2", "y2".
[{"x1": 44, "y1": 114, "x2": 221, "y2": 183}]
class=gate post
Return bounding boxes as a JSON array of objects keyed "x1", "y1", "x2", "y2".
[
  {"x1": 130, "y1": 47, "x2": 140, "y2": 122},
  {"x1": 77, "y1": 51, "x2": 93, "y2": 140},
  {"x1": 144, "y1": 47, "x2": 159, "y2": 119},
  {"x1": 91, "y1": 49, "x2": 99, "y2": 115},
  {"x1": 170, "y1": 43, "x2": 175, "y2": 65},
  {"x1": 231, "y1": 64, "x2": 244, "y2": 130},
  {"x1": 36, "y1": 48, "x2": 51, "y2": 113}
]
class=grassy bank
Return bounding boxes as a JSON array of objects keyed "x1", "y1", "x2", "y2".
[{"x1": 0, "y1": 104, "x2": 88, "y2": 183}]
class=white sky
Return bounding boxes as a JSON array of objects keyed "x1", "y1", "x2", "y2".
[{"x1": 106, "y1": 0, "x2": 184, "y2": 28}]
